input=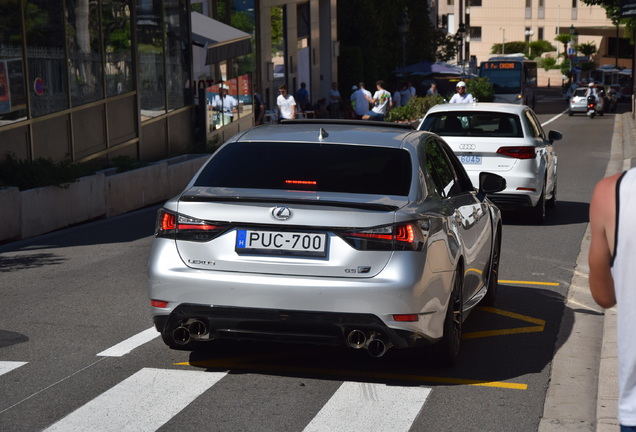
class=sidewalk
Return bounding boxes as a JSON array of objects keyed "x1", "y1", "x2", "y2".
[{"x1": 539, "y1": 111, "x2": 635, "y2": 431}]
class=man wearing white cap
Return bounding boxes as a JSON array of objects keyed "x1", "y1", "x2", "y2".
[
  {"x1": 449, "y1": 81, "x2": 474, "y2": 104},
  {"x1": 213, "y1": 84, "x2": 238, "y2": 124}
]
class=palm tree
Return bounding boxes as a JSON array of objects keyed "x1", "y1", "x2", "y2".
[{"x1": 554, "y1": 33, "x2": 572, "y2": 59}]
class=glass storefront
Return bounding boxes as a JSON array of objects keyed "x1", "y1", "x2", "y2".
[{"x1": 0, "y1": 0, "x2": 192, "y2": 125}]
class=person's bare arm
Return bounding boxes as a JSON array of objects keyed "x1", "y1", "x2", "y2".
[{"x1": 588, "y1": 173, "x2": 620, "y2": 308}]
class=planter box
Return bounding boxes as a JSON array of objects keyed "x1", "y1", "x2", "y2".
[
  {"x1": 20, "y1": 174, "x2": 106, "y2": 239},
  {"x1": 0, "y1": 187, "x2": 21, "y2": 242},
  {"x1": 0, "y1": 154, "x2": 211, "y2": 243}
]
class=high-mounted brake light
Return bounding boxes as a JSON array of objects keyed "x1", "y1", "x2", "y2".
[
  {"x1": 285, "y1": 179, "x2": 317, "y2": 185},
  {"x1": 496, "y1": 146, "x2": 536, "y2": 160}
]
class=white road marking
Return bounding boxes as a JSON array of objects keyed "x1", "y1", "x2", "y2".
[
  {"x1": 97, "y1": 327, "x2": 159, "y2": 357},
  {"x1": 43, "y1": 368, "x2": 226, "y2": 432},
  {"x1": 540, "y1": 110, "x2": 567, "y2": 127},
  {"x1": 302, "y1": 381, "x2": 431, "y2": 432},
  {"x1": 0, "y1": 361, "x2": 27, "y2": 376}
]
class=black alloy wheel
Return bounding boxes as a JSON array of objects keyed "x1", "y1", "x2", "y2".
[
  {"x1": 481, "y1": 231, "x2": 501, "y2": 307},
  {"x1": 432, "y1": 269, "x2": 464, "y2": 367}
]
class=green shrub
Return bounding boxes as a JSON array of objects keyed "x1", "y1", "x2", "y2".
[
  {"x1": 386, "y1": 94, "x2": 445, "y2": 122},
  {"x1": 467, "y1": 77, "x2": 495, "y2": 102},
  {"x1": 0, "y1": 154, "x2": 97, "y2": 191},
  {"x1": 111, "y1": 155, "x2": 148, "y2": 173}
]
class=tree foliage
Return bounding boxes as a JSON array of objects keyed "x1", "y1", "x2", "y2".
[{"x1": 337, "y1": 0, "x2": 439, "y2": 94}]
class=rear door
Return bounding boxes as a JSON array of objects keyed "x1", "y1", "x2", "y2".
[{"x1": 422, "y1": 137, "x2": 493, "y2": 302}]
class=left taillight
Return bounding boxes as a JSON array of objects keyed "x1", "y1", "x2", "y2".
[
  {"x1": 338, "y1": 222, "x2": 425, "y2": 251},
  {"x1": 496, "y1": 146, "x2": 536, "y2": 160},
  {"x1": 155, "y1": 209, "x2": 228, "y2": 242}
]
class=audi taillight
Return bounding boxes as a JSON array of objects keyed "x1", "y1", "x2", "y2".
[
  {"x1": 496, "y1": 146, "x2": 536, "y2": 160},
  {"x1": 155, "y1": 209, "x2": 228, "y2": 242},
  {"x1": 338, "y1": 222, "x2": 425, "y2": 251}
]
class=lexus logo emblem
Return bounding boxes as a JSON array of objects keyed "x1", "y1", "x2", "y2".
[
  {"x1": 272, "y1": 206, "x2": 292, "y2": 220},
  {"x1": 459, "y1": 144, "x2": 476, "y2": 150}
]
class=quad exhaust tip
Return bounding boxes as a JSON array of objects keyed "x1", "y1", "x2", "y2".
[
  {"x1": 172, "y1": 319, "x2": 209, "y2": 345},
  {"x1": 346, "y1": 330, "x2": 392, "y2": 358}
]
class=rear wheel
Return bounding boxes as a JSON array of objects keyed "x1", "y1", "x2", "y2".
[
  {"x1": 546, "y1": 177, "x2": 557, "y2": 208},
  {"x1": 531, "y1": 186, "x2": 546, "y2": 225},
  {"x1": 481, "y1": 231, "x2": 501, "y2": 307},
  {"x1": 432, "y1": 269, "x2": 464, "y2": 367}
]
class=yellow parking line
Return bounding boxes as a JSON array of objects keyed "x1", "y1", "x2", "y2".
[
  {"x1": 499, "y1": 280, "x2": 560, "y2": 287},
  {"x1": 463, "y1": 306, "x2": 546, "y2": 339},
  {"x1": 174, "y1": 361, "x2": 527, "y2": 390}
]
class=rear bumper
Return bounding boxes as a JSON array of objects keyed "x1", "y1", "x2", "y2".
[
  {"x1": 486, "y1": 193, "x2": 533, "y2": 210},
  {"x1": 155, "y1": 303, "x2": 425, "y2": 350}
]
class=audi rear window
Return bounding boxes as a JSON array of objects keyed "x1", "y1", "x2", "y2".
[
  {"x1": 194, "y1": 141, "x2": 412, "y2": 196},
  {"x1": 420, "y1": 112, "x2": 523, "y2": 138}
]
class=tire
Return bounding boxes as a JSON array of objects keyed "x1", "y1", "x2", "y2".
[
  {"x1": 481, "y1": 231, "x2": 501, "y2": 307},
  {"x1": 568, "y1": 110, "x2": 573, "y2": 116},
  {"x1": 546, "y1": 177, "x2": 557, "y2": 208},
  {"x1": 531, "y1": 187, "x2": 546, "y2": 225},
  {"x1": 432, "y1": 268, "x2": 464, "y2": 367}
]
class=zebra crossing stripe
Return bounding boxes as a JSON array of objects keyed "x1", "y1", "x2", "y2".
[
  {"x1": 0, "y1": 361, "x2": 27, "y2": 377},
  {"x1": 43, "y1": 368, "x2": 226, "y2": 432},
  {"x1": 97, "y1": 327, "x2": 159, "y2": 357},
  {"x1": 302, "y1": 381, "x2": 431, "y2": 432}
]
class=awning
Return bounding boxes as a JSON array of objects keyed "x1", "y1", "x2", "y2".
[{"x1": 191, "y1": 11, "x2": 252, "y2": 65}]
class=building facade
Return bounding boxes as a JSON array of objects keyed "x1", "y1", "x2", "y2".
[
  {"x1": 0, "y1": 0, "x2": 338, "y2": 166},
  {"x1": 438, "y1": 0, "x2": 630, "y2": 70}
]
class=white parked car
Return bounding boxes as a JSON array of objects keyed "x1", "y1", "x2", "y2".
[{"x1": 418, "y1": 103, "x2": 562, "y2": 224}]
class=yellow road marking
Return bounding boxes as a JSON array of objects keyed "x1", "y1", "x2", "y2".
[
  {"x1": 174, "y1": 360, "x2": 527, "y2": 390},
  {"x1": 463, "y1": 306, "x2": 546, "y2": 339},
  {"x1": 499, "y1": 279, "x2": 560, "y2": 287}
]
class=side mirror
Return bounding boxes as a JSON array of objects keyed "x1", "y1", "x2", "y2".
[
  {"x1": 479, "y1": 172, "x2": 506, "y2": 196},
  {"x1": 548, "y1": 130, "x2": 562, "y2": 143}
]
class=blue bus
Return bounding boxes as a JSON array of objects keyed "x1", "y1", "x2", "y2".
[{"x1": 479, "y1": 56, "x2": 537, "y2": 108}]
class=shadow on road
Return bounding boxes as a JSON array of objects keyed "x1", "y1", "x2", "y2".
[{"x1": 185, "y1": 285, "x2": 572, "y2": 389}]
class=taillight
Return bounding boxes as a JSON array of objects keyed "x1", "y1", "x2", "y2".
[
  {"x1": 155, "y1": 209, "x2": 228, "y2": 242},
  {"x1": 496, "y1": 146, "x2": 536, "y2": 160},
  {"x1": 338, "y1": 222, "x2": 424, "y2": 251}
]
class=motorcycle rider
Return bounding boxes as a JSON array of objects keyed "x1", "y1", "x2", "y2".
[
  {"x1": 585, "y1": 82, "x2": 599, "y2": 101},
  {"x1": 585, "y1": 82, "x2": 599, "y2": 114}
]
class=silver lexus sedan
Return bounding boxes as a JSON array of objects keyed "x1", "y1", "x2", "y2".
[{"x1": 147, "y1": 120, "x2": 505, "y2": 366}]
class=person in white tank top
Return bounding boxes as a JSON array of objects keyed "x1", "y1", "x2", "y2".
[{"x1": 589, "y1": 167, "x2": 636, "y2": 431}]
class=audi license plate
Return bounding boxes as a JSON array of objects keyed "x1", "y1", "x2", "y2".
[
  {"x1": 460, "y1": 155, "x2": 482, "y2": 165},
  {"x1": 236, "y1": 229, "x2": 328, "y2": 257}
]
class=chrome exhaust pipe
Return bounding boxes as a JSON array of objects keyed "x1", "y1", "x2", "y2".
[
  {"x1": 367, "y1": 335, "x2": 392, "y2": 358},
  {"x1": 172, "y1": 326, "x2": 191, "y2": 345},
  {"x1": 188, "y1": 320, "x2": 207, "y2": 337},
  {"x1": 347, "y1": 330, "x2": 367, "y2": 349}
]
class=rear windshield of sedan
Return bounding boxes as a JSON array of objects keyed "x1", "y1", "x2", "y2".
[
  {"x1": 420, "y1": 112, "x2": 523, "y2": 138},
  {"x1": 573, "y1": 88, "x2": 587, "y2": 97},
  {"x1": 194, "y1": 141, "x2": 413, "y2": 196}
]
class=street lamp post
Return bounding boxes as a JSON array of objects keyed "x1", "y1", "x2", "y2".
[
  {"x1": 569, "y1": 25, "x2": 579, "y2": 81},
  {"x1": 455, "y1": 23, "x2": 466, "y2": 72},
  {"x1": 397, "y1": 7, "x2": 410, "y2": 68},
  {"x1": 525, "y1": 29, "x2": 535, "y2": 58},
  {"x1": 500, "y1": 27, "x2": 505, "y2": 54}
]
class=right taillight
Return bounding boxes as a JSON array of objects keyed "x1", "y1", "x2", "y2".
[
  {"x1": 338, "y1": 222, "x2": 425, "y2": 251},
  {"x1": 496, "y1": 146, "x2": 536, "y2": 160},
  {"x1": 155, "y1": 209, "x2": 229, "y2": 242}
]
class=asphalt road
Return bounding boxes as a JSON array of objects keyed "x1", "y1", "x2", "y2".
[{"x1": 0, "y1": 94, "x2": 619, "y2": 431}]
